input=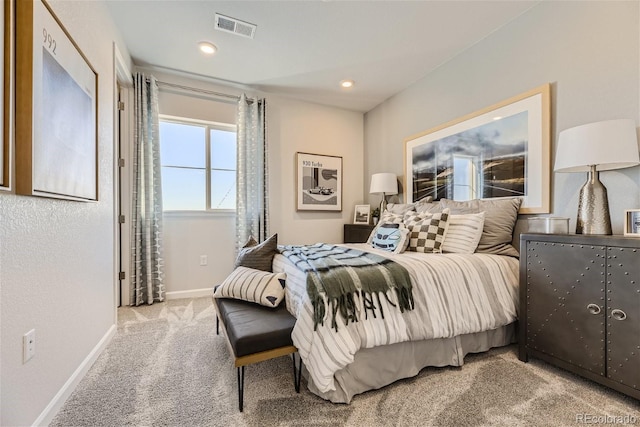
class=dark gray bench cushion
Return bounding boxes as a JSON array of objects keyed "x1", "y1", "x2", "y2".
[{"x1": 215, "y1": 297, "x2": 295, "y2": 357}]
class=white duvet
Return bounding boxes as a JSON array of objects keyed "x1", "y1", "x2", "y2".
[{"x1": 272, "y1": 243, "x2": 519, "y2": 394}]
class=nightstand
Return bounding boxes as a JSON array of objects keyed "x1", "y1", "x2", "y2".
[
  {"x1": 343, "y1": 224, "x2": 375, "y2": 243},
  {"x1": 519, "y1": 233, "x2": 640, "y2": 400}
]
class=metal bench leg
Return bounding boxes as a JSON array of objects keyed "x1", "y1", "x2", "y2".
[
  {"x1": 216, "y1": 316, "x2": 219, "y2": 335},
  {"x1": 292, "y1": 353, "x2": 302, "y2": 393},
  {"x1": 237, "y1": 366, "x2": 245, "y2": 412}
]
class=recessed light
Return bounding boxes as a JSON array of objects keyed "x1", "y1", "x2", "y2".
[
  {"x1": 493, "y1": 116, "x2": 503, "y2": 121},
  {"x1": 340, "y1": 80, "x2": 354, "y2": 89},
  {"x1": 198, "y1": 41, "x2": 217, "y2": 55}
]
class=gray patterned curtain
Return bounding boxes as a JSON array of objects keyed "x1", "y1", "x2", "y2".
[
  {"x1": 236, "y1": 94, "x2": 269, "y2": 249},
  {"x1": 131, "y1": 73, "x2": 164, "y2": 305}
]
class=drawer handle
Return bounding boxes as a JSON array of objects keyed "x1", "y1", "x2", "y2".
[
  {"x1": 587, "y1": 303, "x2": 601, "y2": 315},
  {"x1": 611, "y1": 309, "x2": 627, "y2": 321}
]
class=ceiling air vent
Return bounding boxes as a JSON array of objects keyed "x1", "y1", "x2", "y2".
[{"x1": 214, "y1": 13, "x2": 257, "y2": 39}]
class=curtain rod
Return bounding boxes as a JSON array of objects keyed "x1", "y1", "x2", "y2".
[{"x1": 154, "y1": 80, "x2": 257, "y2": 103}]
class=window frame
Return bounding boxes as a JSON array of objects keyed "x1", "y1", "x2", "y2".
[{"x1": 159, "y1": 114, "x2": 237, "y2": 214}]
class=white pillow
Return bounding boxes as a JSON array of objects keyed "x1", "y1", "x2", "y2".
[
  {"x1": 214, "y1": 266, "x2": 286, "y2": 307},
  {"x1": 370, "y1": 223, "x2": 410, "y2": 253},
  {"x1": 367, "y1": 211, "x2": 405, "y2": 244},
  {"x1": 442, "y1": 212, "x2": 486, "y2": 254}
]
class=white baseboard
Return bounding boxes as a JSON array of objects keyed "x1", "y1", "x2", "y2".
[
  {"x1": 117, "y1": 288, "x2": 214, "y2": 306},
  {"x1": 33, "y1": 324, "x2": 117, "y2": 426},
  {"x1": 165, "y1": 287, "x2": 213, "y2": 300}
]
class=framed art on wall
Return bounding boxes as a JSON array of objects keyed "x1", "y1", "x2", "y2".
[
  {"x1": 296, "y1": 152, "x2": 342, "y2": 211},
  {"x1": 404, "y1": 84, "x2": 550, "y2": 214},
  {"x1": 16, "y1": 0, "x2": 98, "y2": 201},
  {"x1": 0, "y1": 0, "x2": 13, "y2": 190},
  {"x1": 624, "y1": 209, "x2": 640, "y2": 236}
]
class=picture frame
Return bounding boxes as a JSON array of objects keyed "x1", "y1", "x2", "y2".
[
  {"x1": 16, "y1": 0, "x2": 98, "y2": 201},
  {"x1": 0, "y1": 0, "x2": 13, "y2": 190},
  {"x1": 353, "y1": 204, "x2": 371, "y2": 224},
  {"x1": 296, "y1": 152, "x2": 342, "y2": 211},
  {"x1": 404, "y1": 84, "x2": 551, "y2": 214},
  {"x1": 624, "y1": 209, "x2": 640, "y2": 236}
]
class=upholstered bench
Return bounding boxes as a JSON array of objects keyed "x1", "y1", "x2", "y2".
[{"x1": 213, "y1": 296, "x2": 302, "y2": 412}]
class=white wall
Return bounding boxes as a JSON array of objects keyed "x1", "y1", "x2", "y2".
[
  {"x1": 268, "y1": 96, "x2": 364, "y2": 245},
  {"x1": 0, "y1": 1, "x2": 130, "y2": 425},
  {"x1": 364, "y1": 1, "x2": 640, "y2": 234},
  {"x1": 146, "y1": 70, "x2": 364, "y2": 295}
]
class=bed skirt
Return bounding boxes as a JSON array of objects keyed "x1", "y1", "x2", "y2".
[{"x1": 304, "y1": 323, "x2": 516, "y2": 403}]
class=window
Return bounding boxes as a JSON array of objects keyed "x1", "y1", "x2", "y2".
[{"x1": 159, "y1": 116, "x2": 236, "y2": 211}]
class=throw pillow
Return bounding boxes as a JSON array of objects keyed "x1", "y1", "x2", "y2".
[
  {"x1": 385, "y1": 203, "x2": 416, "y2": 215},
  {"x1": 370, "y1": 223, "x2": 410, "y2": 253},
  {"x1": 235, "y1": 233, "x2": 278, "y2": 272},
  {"x1": 441, "y1": 212, "x2": 486, "y2": 254},
  {"x1": 405, "y1": 209, "x2": 450, "y2": 253},
  {"x1": 414, "y1": 196, "x2": 435, "y2": 212},
  {"x1": 386, "y1": 196, "x2": 433, "y2": 215},
  {"x1": 380, "y1": 211, "x2": 406, "y2": 223},
  {"x1": 367, "y1": 212, "x2": 405, "y2": 244},
  {"x1": 440, "y1": 198, "x2": 522, "y2": 257},
  {"x1": 415, "y1": 200, "x2": 444, "y2": 214},
  {"x1": 214, "y1": 266, "x2": 286, "y2": 307},
  {"x1": 403, "y1": 209, "x2": 428, "y2": 224}
]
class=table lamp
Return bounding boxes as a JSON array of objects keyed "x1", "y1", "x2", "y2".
[
  {"x1": 554, "y1": 119, "x2": 640, "y2": 235},
  {"x1": 369, "y1": 173, "x2": 398, "y2": 213}
]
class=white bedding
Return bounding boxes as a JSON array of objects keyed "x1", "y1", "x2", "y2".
[{"x1": 272, "y1": 243, "x2": 519, "y2": 394}]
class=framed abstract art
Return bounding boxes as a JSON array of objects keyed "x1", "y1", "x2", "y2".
[
  {"x1": 404, "y1": 84, "x2": 551, "y2": 214},
  {"x1": 16, "y1": 0, "x2": 98, "y2": 201}
]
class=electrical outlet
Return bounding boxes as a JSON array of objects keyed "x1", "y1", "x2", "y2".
[
  {"x1": 23, "y1": 329, "x2": 35, "y2": 363},
  {"x1": 199, "y1": 255, "x2": 208, "y2": 266}
]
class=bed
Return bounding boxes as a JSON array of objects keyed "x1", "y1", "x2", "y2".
[{"x1": 271, "y1": 197, "x2": 523, "y2": 403}]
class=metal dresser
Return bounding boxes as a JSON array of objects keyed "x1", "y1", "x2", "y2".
[{"x1": 519, "y1": 233, "x2": 640, "y2": 400}]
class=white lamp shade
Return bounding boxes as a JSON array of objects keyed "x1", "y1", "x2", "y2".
[
  {"x1": 554, "y1": 119, "x2": 640, "y2": 173},
  {"x1": 369, "y1": 173, "x2": 398, "y2": 194}
]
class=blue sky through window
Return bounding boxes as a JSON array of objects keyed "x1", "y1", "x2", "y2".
[
  {"x1": 160, "y1": 122, "x2": 205, "y2": 168},
  {"x1": 160, "y1": 119, "x2": 236, "y2": 211},
  {"x1": 210, "y1": 128, "x2": 236, "y2": 209}
]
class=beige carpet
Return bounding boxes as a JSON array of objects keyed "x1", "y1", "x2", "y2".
[{"x1": 51, "y1": 297, "x2": 639, "y2": 426}]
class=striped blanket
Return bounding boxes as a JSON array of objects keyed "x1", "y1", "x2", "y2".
[
  {"x1": 278, "y1": 244, "x2": 413, "y2": 330},
  {"x1": 273, "y1": 244, "x2": 519, "y2": 394}
]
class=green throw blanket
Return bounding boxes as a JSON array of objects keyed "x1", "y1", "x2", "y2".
[{"x1": 279, "y1": 244, "x2": 414, "y2": 330}]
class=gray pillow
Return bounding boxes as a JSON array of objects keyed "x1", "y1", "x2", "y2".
[
  {"x1": 415, "y1": 200, "x2": 446, "y2": 214},
  {"x1": 386, "y1": 196, "x2": 433, "y2": 215},
  {"x1": 439, "y1": 198, "x2": 522, "y2": 257},
  {"x1": 234, "y1": 233, "x2": 278, "y2": 272},
  {"x1": 385, "y1": 203, "x2": 416, "y2": 215}
]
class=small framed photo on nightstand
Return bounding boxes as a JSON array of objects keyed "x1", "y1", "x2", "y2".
[
  {"x1": 624, "y1": 209, "x2": 640, "y2": 236},
  {"x1": 354, "y1": 204, "x2": 371, "y2": 224}
]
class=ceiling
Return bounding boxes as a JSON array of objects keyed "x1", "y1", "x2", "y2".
[{"x1": 105, "y1": 1, "x2": 538, "y2": 112}]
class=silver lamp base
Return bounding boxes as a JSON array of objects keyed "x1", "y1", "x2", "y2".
[
  {"x1": 576, "y1": 165, "x2": 612, "y2": 235},
  {"x1": 380, "y1": 193, "x2": 388, "y2": 214}
]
